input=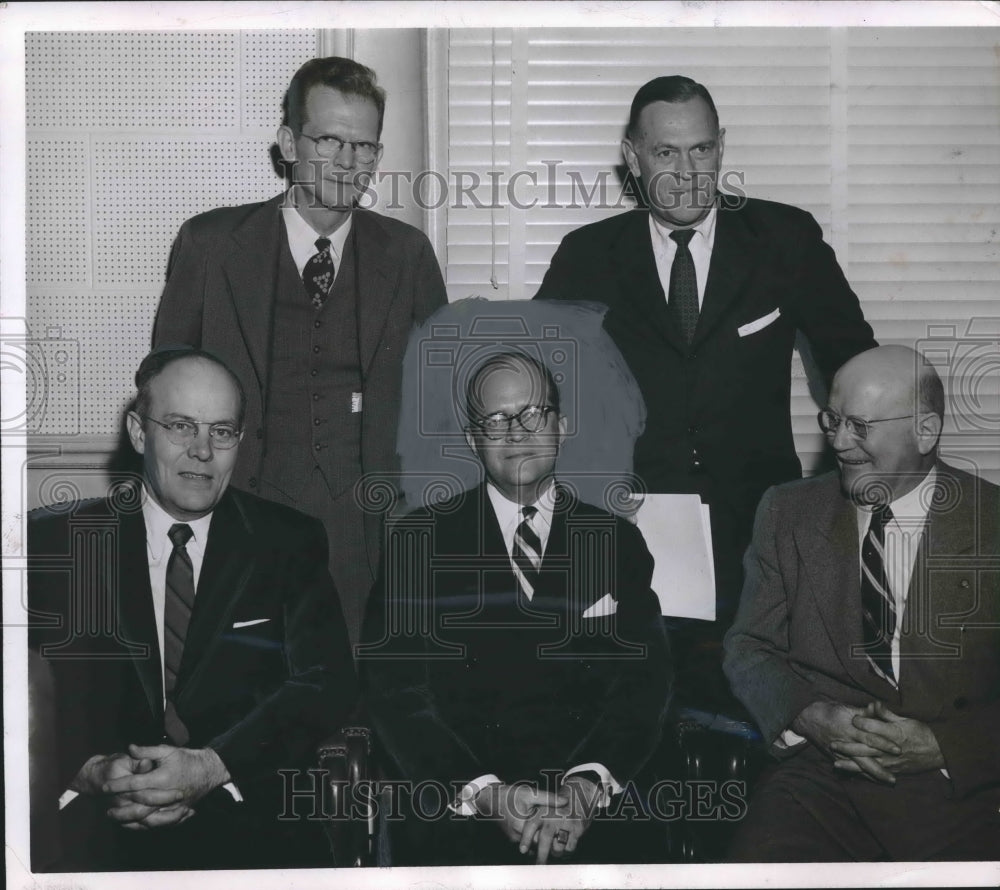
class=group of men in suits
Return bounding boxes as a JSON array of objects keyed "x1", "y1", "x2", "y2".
[{"x1": 26, "y1": 53, "x2": 999, "y2": 869}]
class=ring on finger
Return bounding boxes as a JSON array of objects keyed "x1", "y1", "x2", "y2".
[{"x1": 555, "y1": 829, "x2": 570, "y2": 844}]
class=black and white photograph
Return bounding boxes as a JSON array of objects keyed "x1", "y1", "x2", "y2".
[{"x1": 3, "y1": 2, "x2": 999, "y2": 888}]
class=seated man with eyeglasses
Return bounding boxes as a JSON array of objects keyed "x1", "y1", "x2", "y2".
[
  {"x1": 360, "y1": 351, "x2": 672, "y2": 866},
  {"x1": 722, "y1": 345, "x2": 1000, "y2": 861},
  {"x1": 27, "y1": 346, "x2": 357, "y2": 871}
]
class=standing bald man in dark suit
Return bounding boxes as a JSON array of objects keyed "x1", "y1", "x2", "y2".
[
  {"x1": 153, "y1": 57, "x2": 448, "y2": 644},
  {"x1": 534, "y1": 75, "x2": 877, "y2": 711}
]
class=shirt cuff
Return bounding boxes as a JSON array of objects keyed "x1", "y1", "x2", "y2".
[
  {"x1": 222, "y1": 781, "x2": 243, "y2": 802},
  {"x1": 563, "y1": 763, "x2": 621, "y2": 808},
  {"x1": 58, "y1": 789, "x2": 79, "y2": 810},
  {"x1": 449, "y1": 774, "x2": 502, "y2": 816},
  {"x1": 777, "y1": 728, "x2": 807, "y2": 749}
]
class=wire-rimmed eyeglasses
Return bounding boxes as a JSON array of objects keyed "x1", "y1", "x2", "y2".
[
  {"x1": 298, "y1": 133, "x2": 381, "y2": 164},
  {"x1": 143, "y1": 416, "x2": 244, "y2": 450},
  {"x1": 817, "y1": 408, "x2": 915, "y2": 441}
]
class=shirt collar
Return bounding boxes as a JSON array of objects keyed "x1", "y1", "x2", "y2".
[
  {"x1": 855, "y1": 466, "x2": 938, "y2": 529},
  {"x1": 486, "y1": 480, "x2": 557, "y2": 534},
  {"x1": 141, "y1": 485, "x2": 214, "y2": 562},
  {"x1": 281, "y1": 187, "x2": 353, "y2": 267},
  {"x1": 648, "y1": 203, "x2": 718, "y2": 251}
]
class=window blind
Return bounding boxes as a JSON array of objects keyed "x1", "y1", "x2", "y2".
[{"x1": 444, "y1": 26, "x2": 1000, "y2": 481}]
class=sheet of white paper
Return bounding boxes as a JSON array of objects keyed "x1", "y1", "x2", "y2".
[{"x1": 629, "y1": 494, "x2": 716, "y2": 621}]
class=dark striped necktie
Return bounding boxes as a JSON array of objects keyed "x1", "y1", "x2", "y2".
[
  {"x1": 511, "y1": 506, "x2": 543, "y2": 601},
  {"x1": 304, "y1": 236, "x2": 335, "y2": 310},
  {"x1": 860, "y1": 504, "x2": 896, "y2": 683},
  {"x1": 163, "y1": 522, "x2": 194, "y2": 744},
  {"x1": 668, "y1": 228, "x2": 699, "y2": 343}
]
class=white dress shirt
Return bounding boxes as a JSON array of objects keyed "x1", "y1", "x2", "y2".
[
  {"x1": 143, "y1": 492, "x2": 213, "y2": 689},
  {"x1": 451, "y1": 481, "x2": 621, "y2": 815},
  {"x1": 648, "y1": 204, "x2": 718, "y2": 310},
  {"x1": 854, "y1": 467, "x2": 936, "y2": 685},
  {"x1": 280, "y1": 186, "x2": 353, "y2": 278}
]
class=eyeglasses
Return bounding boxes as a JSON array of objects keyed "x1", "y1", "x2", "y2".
[
  {"x1": 471, "y1": 405, "x2": 557, "y2": 440},
  {"x1": 298, "y1": 133, "x2": 381, "y2": 164},
  {"x1": 144, "y1": 416, "x2": 244, "y2": 450},
  {"x1": 817, "y1": 408, "x2": 915, "y2": 441}
]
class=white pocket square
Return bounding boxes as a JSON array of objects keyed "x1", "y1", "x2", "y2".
[
  {"x1": 737, "y1": 307, "x2": 781, "y2": 337},
  {"x1": 582, "y1": 593, "x2": 617, "y2": 619},
  {"x1": 231, "y1": 618, "x2": 271, "y2": 629}
]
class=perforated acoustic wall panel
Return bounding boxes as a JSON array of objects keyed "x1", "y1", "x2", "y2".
[{"x1": 26, "y1": 30, "x2": 318, "y2": 443}]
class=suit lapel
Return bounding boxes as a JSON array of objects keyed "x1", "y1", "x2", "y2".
[
  {"x1": 224, "y1": 195, "x2": 285, "y2": 394},
  {"x1": 693, "y1": 196, "x2": 762, "y2": 347},
  {"x1": 115, "y1": 506, "x2": 164, "y2": 724},
  {"x1": 175, "y1": 491, "x2": 255, "y2": 698},
  {"x1": 899, "y1": 465, "x2": 976, "y2": 667},
  {"x1": 353, "y1": 210, "x2": 400, "y2": 379},
  {"x1": 610, "y1": 212, "x2": 689, "y2": 355},
  {"x1": 797, "y1": 478, "x2": 880, "y2": 691}
]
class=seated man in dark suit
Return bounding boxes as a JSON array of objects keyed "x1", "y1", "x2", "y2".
[
  {"x1": 360, "y1": 351, "x2": 672, "y2": 865},
  {"x1": 723, "y1": 345, "x2": 1000, "y2": 860},
  {"x1": 28, "y1": 346, "x2": 357, "y2": 871}
]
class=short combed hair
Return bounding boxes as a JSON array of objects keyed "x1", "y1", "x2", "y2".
[
  {"x1": 282, "y1": 56, "x2": 386, "y2": 137},
  {"x1": 465, "y1": 351, "x2": 561, "y2": 422},
  {"x1": 133, "y1": 345, "x2": 247, "y2": 428},
  {"x1": 627, "y1": 75, "x2": 719, "y2": 137}
]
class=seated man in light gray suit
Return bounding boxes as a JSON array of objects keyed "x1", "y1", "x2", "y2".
[{"x1": 723, "y1": 345, "x2": 1000, "y2": 860}]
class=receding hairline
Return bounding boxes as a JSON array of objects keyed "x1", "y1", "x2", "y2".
[
  {"x1": 465, "y1": 352, "x2": 560, "y2": 418},
  {"x1": 134, "y1": 349, "x2": 246, "y2": 427}
]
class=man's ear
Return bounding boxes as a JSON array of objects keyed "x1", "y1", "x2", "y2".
[
  {"x1": 464, "y1": 427, "x2": 478, "y2": 456},
  {"x1": 717, "y1": 126, "x2": 726, "y2": 165},
  {"x1": 915, "y1": 411, "x2": 943, "y2": 455},
  {"x1": 126, "y1": 411, "x2": 146, "y2": 456},
  {"x1": 621, "y1": 137, "x2": 641, "y2": 179},
  {"x1": 276, "y1": 125, "x2": 297, "y2": 164}
]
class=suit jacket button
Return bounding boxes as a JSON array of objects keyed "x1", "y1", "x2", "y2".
[
  {"x1": 248, "y1": 476, "x2": 257, "y2": 488},
  {"x1": 954, "y1": 696, "x2": 968, "y2": 709},
  {"x1": 960, "y1": 579, "x2": 970, "y2": 589}
]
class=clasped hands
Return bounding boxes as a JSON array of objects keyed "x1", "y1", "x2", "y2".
[
  {"x1": 71, "y1": 744, "x2": 230, "y2": 830},
  {"x1": 792, "y1": 700, "x2": 944, "y2": 785},
  {"x1": 474, "y1": 776, "x2": 600, "y2": 864}
]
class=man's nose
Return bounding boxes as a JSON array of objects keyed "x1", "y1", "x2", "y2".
[
  {"x1": 333, "y1": 142, "x2": 356, "y2": 167},
  {"x1": 830, "y1": 422, "x2": 857, "y2": 451},
  {"x1": 187, "y1": 430, "x2": 214, "y2": 460}
]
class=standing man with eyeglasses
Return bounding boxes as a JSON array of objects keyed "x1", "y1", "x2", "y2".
[
  {"x1": 361, "y1": 351, "x2": 671, "y2": 866},
  {"x1": 723, "y1": 345, "x2": 1000, "y2": 861},
  {"x1": 28, "y1": 347, "x2": 357, "y2": 871},
  {"x1": 153, "y1": 56, "x2": 447, "y2": 645},
  {"x1": 534, "y1": 75, "x2": 878, "y2": 714}
]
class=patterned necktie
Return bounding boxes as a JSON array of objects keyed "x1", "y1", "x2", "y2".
[
  {"x1": 511, "y1": 506, "x2": 543, "y2": 602},
  {"x1": 860, "y1": 504, "x2": 896, "y2": 683},
  {"x1": 163, "y1": 522, "x2": 194, "y2": 744},
  {"x1": 303, "y1": 236, "x2": 335, "y2": 310},
  {"x1": 668, "y1": 229, "x2": 699, "y2": 343}
]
